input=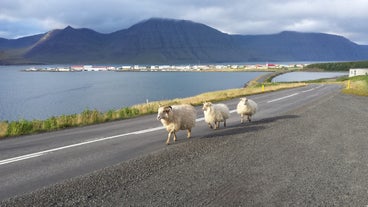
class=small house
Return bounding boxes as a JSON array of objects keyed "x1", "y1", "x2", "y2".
[{"x1": 349, "y1": 68, "x2": 368, "y2": 77}]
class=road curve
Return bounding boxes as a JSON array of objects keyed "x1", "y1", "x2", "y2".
[{"x1": 2, "y1": 84, "x2": 367, "y2": 206}]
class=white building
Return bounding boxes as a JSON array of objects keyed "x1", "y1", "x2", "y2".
[{"x1": 349, "y1": 68, "x2": 368, "y2": 77}]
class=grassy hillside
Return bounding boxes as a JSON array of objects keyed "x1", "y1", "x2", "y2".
[{"x1": 342, "y1": 75, "x2": 368, "y2": 96}]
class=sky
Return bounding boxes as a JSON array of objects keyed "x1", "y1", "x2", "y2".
[{"x1": 1, "y1": 0, "x2": 368, "y2": 44}]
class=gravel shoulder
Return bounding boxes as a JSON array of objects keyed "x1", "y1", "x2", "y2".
[{"x1": 2, "y1": 92, "x2": 368, "y2": 206}]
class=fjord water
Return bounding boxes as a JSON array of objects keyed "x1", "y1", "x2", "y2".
[
  {"x1": 273, "y1": 71, "x2": 348, "y2": 82},
  {"x1": 0, "y1": 66, "x2": 269, "y2": 121}
]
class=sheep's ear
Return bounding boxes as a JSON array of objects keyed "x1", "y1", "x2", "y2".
[{"x1": 165, "y1": 106, "x2": 172, "y2": 112}]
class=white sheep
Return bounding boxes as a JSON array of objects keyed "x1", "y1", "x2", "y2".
[
  {"x1": 157, "y1": 104, "x2": 196, "y2": 145},
  {"x1": 237, "y1": 97, "x2": 258, "y2": 123},
  {"x1": 202, "y1": 102, "x2": 230, "y2": 129}
]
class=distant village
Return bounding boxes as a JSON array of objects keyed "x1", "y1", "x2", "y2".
[{"x1": 24, "y1": 63, "x2": 307, "y2": 72}]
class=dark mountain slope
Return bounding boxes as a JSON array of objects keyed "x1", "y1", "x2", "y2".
[
  {"x1": 237, "y1": 31, "x2": 368, "y2": 61},
  {"x1": 106, "y1": 18, "x2": 243, "y2": 63},
  {"x1": 24, "y1": 26, "x2": 105, "y2": 63},
  {"x1": 1, "y1": 18, "x2": 368, "y2": 64},
  {"x1": 0, "y1": 34, "x2": 44, "y2": 50}
]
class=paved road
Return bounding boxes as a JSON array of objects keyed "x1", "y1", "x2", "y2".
[{"x1": 2, "y1": 84, "x2": 367, "y2": 206}]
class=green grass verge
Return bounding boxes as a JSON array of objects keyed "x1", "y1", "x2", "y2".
[{"x1": 342, "y1": 75, "x2": 368, "y2": 96}]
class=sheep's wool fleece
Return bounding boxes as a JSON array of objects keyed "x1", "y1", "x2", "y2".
[
  {"x1": 237, "y1": 99, "x2": 257, "y2": 115},
  {"x1": 204, "y1": 103, "x2": 229, "y2": 123},
  {"x1": 160, "y1": 105, "x2": 196, "y2": 131}
]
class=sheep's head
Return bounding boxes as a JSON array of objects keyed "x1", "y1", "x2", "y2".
[
  {"x1": 239, "y1": 97, "x2": 249, "y2": 105},
  {"x1": 202, "y1": 102, "x2": 212, "y2": 111},
  {"x1": 157, "y1": 106, "x2": 172, "y2": 120}
]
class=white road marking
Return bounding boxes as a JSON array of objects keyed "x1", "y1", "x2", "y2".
[
  {"x1": 301, "y1": 88, "x2": 315, "y2": 93},
  {"x1": 0, "y1": 127, "x2": 163, "y2": 166},
  {"x1": 267, "y1": 93, "x2": 300, "y2": 103},
  {"x1": 1, "y1": 85, "x2": 323, "y2": 166},
  {"x1": 0, "y1": 153, "x2": 43, "y2": 165},
  {"x1": 0, "y1": 117, "x2": 207, "y2": 165},
  {"x1": 301, "y1": 85, "x2": 323, "y2": 93},
  {"x1": 267, "y1": 85, "x2": 324, "y2": 103},
  {"x1": 196, "y1": 117, "x2": 205, "y2": 122}
]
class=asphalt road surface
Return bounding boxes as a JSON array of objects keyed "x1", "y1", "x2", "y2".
[{"x1": 1, "y1": 84, "x2": 368, "y2": 206}]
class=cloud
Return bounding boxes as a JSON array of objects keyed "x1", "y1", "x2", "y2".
[{"x1": 0, "y1": 0, "x2": 367, "y2": 44}]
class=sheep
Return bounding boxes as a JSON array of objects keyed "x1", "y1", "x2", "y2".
[
  {"x1": 237, "y1": 97, "x2": 258, "y2": 123},
  {"x1": 202, "y1": 102, "x2": 230, "y2": 129},
  {"x1": 157, "y1": 104, "x2": 196, "y2": 145}
]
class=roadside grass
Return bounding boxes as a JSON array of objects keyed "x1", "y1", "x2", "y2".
[
  {"x1": 342, "y1": 75, "x2": 368, "y2": 96},
  {"x1": 1, "y1": 75, "x2": 365, "y2": 139},
  {"x1": 0, "y1": 82, "x2": 306, "y2": 139}
]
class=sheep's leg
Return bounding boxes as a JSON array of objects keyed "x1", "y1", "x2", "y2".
[
  {"x1": 166, "y1": 131, "x2": 172, "y2": 145},
  {"x1": 224, "y1": 120, "x2": 227, "y2": 128},
  {"x1": 208, "y1": 123, "x2": 213, "y2": 129},
  {"x1": 240, "y1": 114, "x2": 244, "y2": 124},
  {"x1": 187, "y1": 129, "x2": 191, "y2": 139},
  {"x1": 216, "y1": 121, "x2": 220, "y2": 129},
  {"x1": 248, "y1": 115, "x2": 252, "y2": 122},
  {"x1": 213, "y1": 122, "x2": 217, "y2": 130},
  {"x1": 173, "y1": 132, "x2": 177, "y2": 142}
]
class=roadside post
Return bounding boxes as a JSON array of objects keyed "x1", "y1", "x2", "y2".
[
  {"x1": 347, "y1": 80, "x2": 351, "y2": 89},
  {"x1": 262, "y1": 84, "x2": 265, "y2": 92}
]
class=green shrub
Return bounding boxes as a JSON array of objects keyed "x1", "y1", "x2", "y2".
[
  {"x1": 80, "y1": 109, "x2": 103, "y2": 125},
  {"x1": 57, "y1": 114, "x2": 76, "y2": 128},
  {"x1": 6, "y1": 119, "x2": 33, "y2": 136},
  {"x1": 43, "y1": 116, "x2": 58, "y2": 130},
  {"x1": 105, "y1": 110, "x2": 114, "y2": 121},
  {"x1": 306, "y1": 61, "x2": 368, "y2": 71},
  {"x1": 118, "y1": 107, "x2": 140, "y2": 119}
]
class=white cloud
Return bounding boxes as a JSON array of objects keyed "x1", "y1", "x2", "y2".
[{"x1": 283, "y1": 19, "x2": 327, "y2": 32}]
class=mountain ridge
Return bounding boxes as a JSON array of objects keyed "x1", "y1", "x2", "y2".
[{"x1": 1, "y1": 18, "x2": 368, "y2": 64}]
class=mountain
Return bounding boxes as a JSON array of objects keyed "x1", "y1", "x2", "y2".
[
  {"x1": 105, "y1": 18, "x2": 243, "y2": 63},
  {"x1": 236, "y1": 31, "x2": 368, "y2": 61},
  {"x1": 0, "y1": 34, "x2": 44, "y2": 50},
  {"x1": 24, "y1": 26, "x2": 106, "y2": 63},
  {"x1": 0, "y1": 34, "x2": 46, "y2": 65},
  {"x1": 1, "y1": 18, "x2": 368, "y2": 64}
]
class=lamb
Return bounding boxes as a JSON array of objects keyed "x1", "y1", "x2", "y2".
[
  {"x1": 202, "y1": 102, "x2": 230, "y2": 129},
  {"x1": 157, "y1": 104, "x2": 196, "y2": 145},
  {"x1": 237, "y1": 97, "x2": 258, "y2": 123}
]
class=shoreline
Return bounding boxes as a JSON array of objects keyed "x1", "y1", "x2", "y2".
[
  {"x1": 0, "y1": 76, "x2": 307, "y2": 138},
  {"x1": 2, "y1": 70, "x2": 362, "y2": 139},
  {"x1": 20, "y1": 63, "x2": 305, "y2": 73}
]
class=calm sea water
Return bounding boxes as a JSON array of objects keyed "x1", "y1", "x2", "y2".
[
  {"x1": 273, "y1": 71, "x2": 348, "y2": 82},
  {"x1": 0, "y1": 65, "x2": 269, "y2": 121}
]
